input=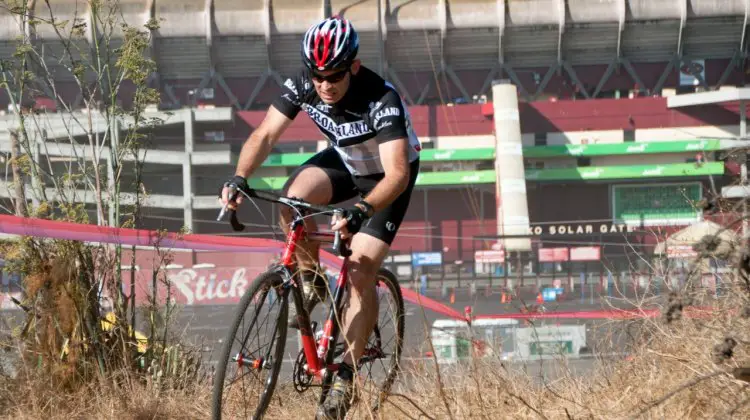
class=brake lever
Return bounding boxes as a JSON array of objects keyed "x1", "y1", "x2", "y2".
[
  {"x1": 217, "y1": 203, "x2": 231, "y2": 222},
  {"x1": 217, "y1": 189, "x2": 236, "y2": 221},
  {"x1": 332, "y1": 209, "x2": 343, "y2": 252},
  {"x1": 331, "y1": 209, "x2": 352, "y2": 257}
]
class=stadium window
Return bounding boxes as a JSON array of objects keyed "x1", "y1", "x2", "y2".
[
  {"x1": 534, "y1": 133, "x2": 547, "y2": 146},
  {"x1": 577, "y1": 157, "x2": 591, "y2": 167},
  {"x1": 477, "y1": 161, "x2": 494, "y2": 171},
  {"x1": 624, "y1": 130, "x2": 635, "y2": 142}
]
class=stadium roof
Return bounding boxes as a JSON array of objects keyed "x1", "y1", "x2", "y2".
[{"x1": 1, "y1": 0, "x2": 747, "y2": 107}]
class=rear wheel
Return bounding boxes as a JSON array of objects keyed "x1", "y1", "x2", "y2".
[
  {"x1": 320, "y1": 268, "x2": 405, "y2": 413},
  {"x1": 211, "y1": 270, "x2": 289, "y2": 420},
  {"x1": 359, "y1": 268, "x2": 405, "y2": 411}
]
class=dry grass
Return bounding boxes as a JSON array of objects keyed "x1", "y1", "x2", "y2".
[
  {"x1": 0, "y1": 370, "x2": 211, "y2": 419},
  {"x1": 2, "y1": 287, "x2": 750, "y2": 419},
  {"x1": 379, "y1": 288, "x2": 750, "y2": 420}
]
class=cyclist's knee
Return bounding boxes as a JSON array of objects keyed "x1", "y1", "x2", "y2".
[
  {"x1": 348, "y1": 260, "x2": 379, "y2": 293},
  {"x1": 280, "y1": 167, "x2": 332, "y2": 225},
  {"x1": 282, "y1": 166, "x2": 333, "y2": 204},
  {"x1": 347, "y1": 234, "x2": 389, "y2": 292},
  {"x1": 348, "y1": 253, "x2": 385, "y2": 292}
]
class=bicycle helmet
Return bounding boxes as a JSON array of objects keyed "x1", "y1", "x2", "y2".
[{"x1": 301, "y1": 16, "x2": 359, "y2": 71}]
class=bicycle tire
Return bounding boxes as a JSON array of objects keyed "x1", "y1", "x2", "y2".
[
  {"x1": 211, "y1": 270, "x2": 289, "y2": 420},
  {"x1": 365, "y1": 268, "x2": 405, "y2": 410}
]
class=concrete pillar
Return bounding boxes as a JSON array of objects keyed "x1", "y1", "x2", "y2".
[
  {"x1": 183, "y1": 109, "x2": 194, "y2": 232},
  {"x1": 492, "y1": 80, "x2": 531, "y2": 251},
  {"x1": 107, "y1": 118, "x2": 119, "y2": 227}
]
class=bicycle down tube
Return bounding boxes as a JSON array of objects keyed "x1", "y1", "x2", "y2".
[{"x1": 283, "y1": 222, "x2": 350, "y2": 378}]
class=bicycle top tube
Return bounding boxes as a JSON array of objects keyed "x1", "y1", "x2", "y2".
[{"x1": 243, "y1": 187, "x2": 344, "y2": 217}]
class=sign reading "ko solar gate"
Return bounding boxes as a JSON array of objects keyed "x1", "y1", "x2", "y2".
[{"x1": 526, "y1": 223, "x2": 637, "y2": 236}]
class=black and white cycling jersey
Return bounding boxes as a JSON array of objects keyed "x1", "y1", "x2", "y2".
[{"x1": 271, "y1": 66, "x2": 421, "y2": 176}]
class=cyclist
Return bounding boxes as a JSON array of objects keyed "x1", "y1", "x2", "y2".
[{"x1": 220, "y1": 16, "x2": 420, "y2": 419}]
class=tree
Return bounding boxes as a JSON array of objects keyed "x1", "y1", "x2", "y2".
[{"x1": 0, "y1": 0, "x2": 185, "y2": 383}]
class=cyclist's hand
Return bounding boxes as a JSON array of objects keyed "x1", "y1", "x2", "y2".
[
  {"x1": 332, "y1": 205, "x2": 369, "y2": 240},
  {"x1": 219, "y1": 175, "x2": 249, "y2": 209}
]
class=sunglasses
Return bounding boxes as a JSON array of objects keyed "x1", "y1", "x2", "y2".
[{"x1": 311, "y1": 68, "x2": 349, "y2": 84}]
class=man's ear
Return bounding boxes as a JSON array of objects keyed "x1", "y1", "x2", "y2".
[{"x1": 350, "y1": 59, "x2": 362, "y2": 75}]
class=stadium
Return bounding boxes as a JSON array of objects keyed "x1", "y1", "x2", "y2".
[
  {"x1": 2, "y1": 2, "x2": 750, "y2": 418},
  {"x1": 1, "y1": 0, "x2": 749, "y2": 287}
]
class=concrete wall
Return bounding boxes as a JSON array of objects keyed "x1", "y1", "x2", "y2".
[
  {"x1": 635, "y1": 125, "x2": 739, "y2": 142},
  {"x1": 546, "y1": 130, "x2": 624, "y2": 145},
  {"x1": 436, "y1": 135, "x2": 495, "y2": 149}
]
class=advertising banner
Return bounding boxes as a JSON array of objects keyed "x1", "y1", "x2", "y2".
[
  {"x1": 539, "y1": 248, "x2": 569, "y2": 262},
  {"x1": 412, "y1": 252, "x2": 443, "y2": 266},
  {"x1": 570, "y1": 246, "x2": 601, "y2": 261},
  {"x1": 475, "y1": 250, "x2": 506, "y2": 263}
]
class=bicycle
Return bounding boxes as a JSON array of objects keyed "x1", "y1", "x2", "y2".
[{"x1": 211, "y1": 185, "x2": 405, "y2": 419}]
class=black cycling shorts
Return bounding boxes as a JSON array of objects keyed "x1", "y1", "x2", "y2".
[{"x1": 286, "y1": 147, "x2": 419, "y2": 245}]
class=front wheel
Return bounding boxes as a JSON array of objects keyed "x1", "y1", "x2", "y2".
[{"x1": 211, "y1": 270, "x2": 289, "y2": 420}]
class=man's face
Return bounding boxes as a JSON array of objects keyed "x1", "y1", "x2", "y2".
[{"x1": 311, "y1": 60, "x2": 360, "y2": 104}]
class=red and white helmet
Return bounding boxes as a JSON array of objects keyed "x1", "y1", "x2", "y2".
[{"x1": 301, "y1": 17, "x2": 359, "y2": 71}]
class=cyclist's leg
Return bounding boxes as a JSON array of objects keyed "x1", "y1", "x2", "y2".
[
  {"x1": 339, "y1": 233, "x2": 390, "y2": 365},
  {"x1": 280, "y1": 167, "x2": 331, "y2": 271},
  {"x1": 281, "y1": 148, "x2": 358, "y2": 274},
  {"x1": 340, "y1": 159, "x2": 420, "y2": 365},
  {"x1": 319, "y1": 159, "x2": 419, "y2": 418}
]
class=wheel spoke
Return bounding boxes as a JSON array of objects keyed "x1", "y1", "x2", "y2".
[
  {"x1": 344, "y1": 271, "x2": 404, "y2": 413},
  {"x1": 212, "y1": 271, "x2": 289, "y2": 420}
]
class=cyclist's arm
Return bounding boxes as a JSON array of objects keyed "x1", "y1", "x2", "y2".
[
  {"x1": 358, "y1": 89, "x2": 413, "y2": 212},
  {"x1": 359, "y1": 138, "x2": 410, "y2": 212},
  {"x1": 235, "y1": 105, "x2": 295, "y2": 178}
]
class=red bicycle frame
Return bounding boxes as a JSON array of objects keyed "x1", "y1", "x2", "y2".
[
  {"x1": 219, "y1": 185, "x2": 352, "y2": 379},
  {"x1": 281, "y1": 220, "x2": 350, "y2": 378}
]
